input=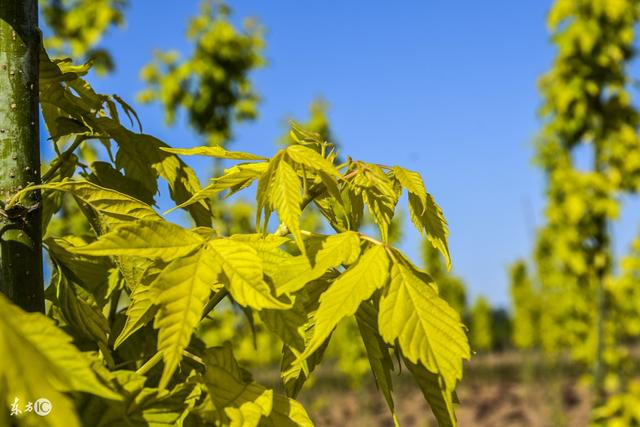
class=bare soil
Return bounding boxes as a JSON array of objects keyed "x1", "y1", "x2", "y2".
[{"x1": 298, "y1": 352, "x2": 592, "y2": 427}]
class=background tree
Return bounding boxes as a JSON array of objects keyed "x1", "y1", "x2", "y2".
[
  {"x1": 41, "y1": 0, "x2": 127, "y2": 74},
  {"x1": 530, "y1": 0, "x2": 640, "y2": 417},
  {"x1": 509, "y1": 260, "x2": 538, "y2": 350},
  {"x1": 470, "y1": 296, "x2": 493, "y2": 353},
  {"x1": 138, "y1": 0, "x2": 264, "y2": 147}
]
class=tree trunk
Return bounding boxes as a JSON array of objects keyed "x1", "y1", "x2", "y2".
[{"x1": 0, "y1": 1, "x2": 43, "y2": 312}]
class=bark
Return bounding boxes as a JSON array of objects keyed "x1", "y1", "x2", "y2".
[{"x1": 0, "y1": 1, "x2": 43, "y2": 312}]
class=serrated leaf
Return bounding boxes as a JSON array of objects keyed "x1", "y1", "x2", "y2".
[
  {"x1": 0, "y1": 294, "x2": 120, "y2": 405},
  {"x1": 272, "y1": 159, "x2": 305, "y2": 253},
  {"x1": 203, "y1": 347, "x2": 313, "y2": 427},
  {"x1": 27, "y1": 180, "x2": 160, "y2": 231},
  {"x1": 79, "y1": 370, "x2": 201, "y2": 426},
  {"x1": 206, "y1": 239, "x2": 290, "y2": 310},
  {"x1": 52, "y1": 263, "x2": 110, "y2": 346},
  {"x1": 298, "y1": 245, "x2": 389, "y2": 362},
  {"x1": 409, "y1": 192, "x2": 451, "y2": 269},
  {"x1": 229, "y1": 234, "x2": 292, "y2": 278},
  {"x1": 256, "y1": 151, "x2": 284, "y2": 231},
  {"x1": 102, "y1": 119, "x2": 211, "y2": 227},
  {"x1": 161, "y1": 146, "x2": 267, "y2": 161},
  {"x1": 259, "y1": 301, "x2": 308, "y2": 352},
  {"x1": 356, "y1": 302, "x2": 398, "y2": 425},
  {"x1": 378, "y1": 261, "x2": 469, "y2": 392},
  {"x1": 404, "y1": 354, "x2": 457, "y2": 427},
  {"x1": 150, "y1": 249, "x2": 218, "y2": 389},
  {"x1": 393, "y1": 166, "x2": 427, "y2": 204},
  {"x1": 166, "y1": 162, "x2": 267, "y2": 214},
  {"x1": 88, "y1": 161, "x2": 155, "y2": 205},
  {"x1": 70, "y1": 220, "x2": 205, "y2": 261},
  {"x1": 272, "y1": 231, "x2": 361, "y2": 295},
  {"x1": 352, "y1": 167, "x2": 398, "y2": 242},
  {"x1": 285, "y1": 144, "x2": 339, "y2": 176},
  {"x1": 114, "y1": 284, "x2": 157, "y2": 349},
  {"x1": 46, "y1": 235, "x2": 112, "y2": 298}
]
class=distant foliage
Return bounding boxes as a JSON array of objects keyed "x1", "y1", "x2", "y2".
[
  {"x1": 138, "y1": 0, "x2": 265, "y2": 146},
  {"x1": 522, "y1": 0, "x2": 640, "y2": 423},
  {"x1": 509, "y1": 261, "x2": 538, "y2": 350},
  {"x1": 470, "y1": 296, "x2": 493, "y2": 352},
  {"x1": 41, "y1": 0, "x2": 127, "y2": 73}
]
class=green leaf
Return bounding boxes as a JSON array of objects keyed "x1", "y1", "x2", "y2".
[
  {"x1": 102, "y1": 120, "x2": 211, "y2": 227},
  {"x1": 0, "y1": 294, "x2": 121, "y2": 409},
  {"x1": 70, "y1": 220, "x2": 205, "y2": 261},
  {"x1": 404, "y1": 354, "x2": 457, "y2": 427},
  {"x1": 298, "y1": 244, "x2": 390, "y2": 361},
  {"x1": 166, "y1": 162, "x2": 267, "y2": 214},
  {"x1": 272, "y1": 158, "x2": 305, "y2": 253},
  {"x1": 378, "y1": 260, "x2": 469, "y2": 392},
  {"x1": 272, "y1": 231, "x2": 361, "y2": 295},
  {"x1": 161, "y1": 146, "x2": 267, "y2": 161},
  {"x1": 203, "y1": 347, "x2": 313, "y2": 427},
  {"x1": 356, "y1": 301, "x2": 398, "y2": 425},
  {"x1": 256, "y1": 151, "x2": 284, "y2": 231},
  {"x1": 88, "y1": 161, "x2": 155, "y2": 205},
  {"x1": 51, "y1": 263, "x2": 110, "y2": 347},
  {"x1": 24, "y1": 180, "x2": 160, "y2": 231},
  {"x1": 392, "y1": 166, "x2": 427, "y2": 206},
  {"x1": 352, "y1": 167, "x2": 398, "y2": 242},
  {"x1": 78, "y1": 371, "x2": 201, "y2": 426},
  {"x1": 206, "y1": 239, "x2": 290, "y2": 310},
  {"x1": 259, "y1": 301, "x2": 308, "y2": 352},
  {"x1": 409, "y1": 192, "x2": 451, "y2": 269},
  {"x1": 113, "y1": 284, "x2": 157, "y2": 349},
  {"x1": 285, "y1": 144, "x2": 339, "y2": 176},
  {"x1": 46, "y1": 235, "x2": 112, "y2": 299},
  {"x1": 150, "y1": 249, "x2": 218, "y2": 389}
]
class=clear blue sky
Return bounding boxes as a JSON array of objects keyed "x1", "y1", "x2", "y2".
[{"x1": 51, "y1": 1, "x2": 640, "y2": 308}]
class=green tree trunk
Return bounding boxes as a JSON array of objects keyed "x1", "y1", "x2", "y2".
[{"x1": 0, "y1": 1, "x2": 43, "y2": 312}]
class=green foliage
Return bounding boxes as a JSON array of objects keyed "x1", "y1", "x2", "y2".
[
  {"x1": 470, "y1": 296, "x2": 493, "y2": 352},
  {"x1": 423, "y1": 241, "x2": 466, "y2": 316},
  {"x1": 1, "y1": 47, "x2": 470, "y2": 426},
  {"x1": 517, "y1": 0, "x2": 640, "y2": 421},
  {"x1": 41, "y1": 0, "x2": 127, "y2": 73},
  {"x1": 138, "y1": 0, "x2": 265, "y2": 146},
  {"x1": 279, "y1": 98, "x2": 335, "y2": 147},
  {"x1": 509, "y1": 261, "x2": 538, "y2": 350}
]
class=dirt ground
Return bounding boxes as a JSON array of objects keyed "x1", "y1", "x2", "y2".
[{"x1": 300, "y1": 353, "x2": 592, "y2": 427}]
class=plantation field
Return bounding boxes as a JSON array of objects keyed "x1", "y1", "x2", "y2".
[{"x1": 281, "y1": 353, "x2": 592, "y2": 427}]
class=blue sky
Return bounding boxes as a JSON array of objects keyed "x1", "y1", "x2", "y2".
[{"x1": 49, "y1": 1, "x2": 640, "y2": 308}]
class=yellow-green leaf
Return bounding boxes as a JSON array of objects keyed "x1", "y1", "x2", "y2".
[
  {"x1": 272, "y1": 159, "x2": 305, "y2": 252},
  {"x1": 150, "y1": 249, "x2": 218, "y2": 389},
  {"x1": 70, "y1": 220, "x2": 205, "y2": 261},
  {"x1": 378, "y1": 261, "x2": 469, "y2": 391},
  {"x1": 272, "y1": 231, "x2": 361, "y2": 295},
  {"x1": 285, "y1": 144, "x2": 339, "y2": 177},
  {"x1": 161, "y1": 146, "x2": 267, "y2": 161},
  {"x1": 206, "y1": 239, "x2": 289, "y2": 310},
  {"x1": 0, "y1": 294, "x2": 121, "y2": 406},
  {"x1": 298, "y1": 245, "x2": 389, "y2": 361},
  {"x1": 409, "y1": 192, "x2": 451, "y2": 269}
]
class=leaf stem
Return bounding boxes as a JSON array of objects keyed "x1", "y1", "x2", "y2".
[
  {"x1": 41, "y1": 135, "x2": 91, "y2": 183},
  {"x1": 136, "y1": 351, "x2": 163, "y2": 376},
  {"x1": 200, "y1": 289, "x2": 228, "y2": 320}
]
